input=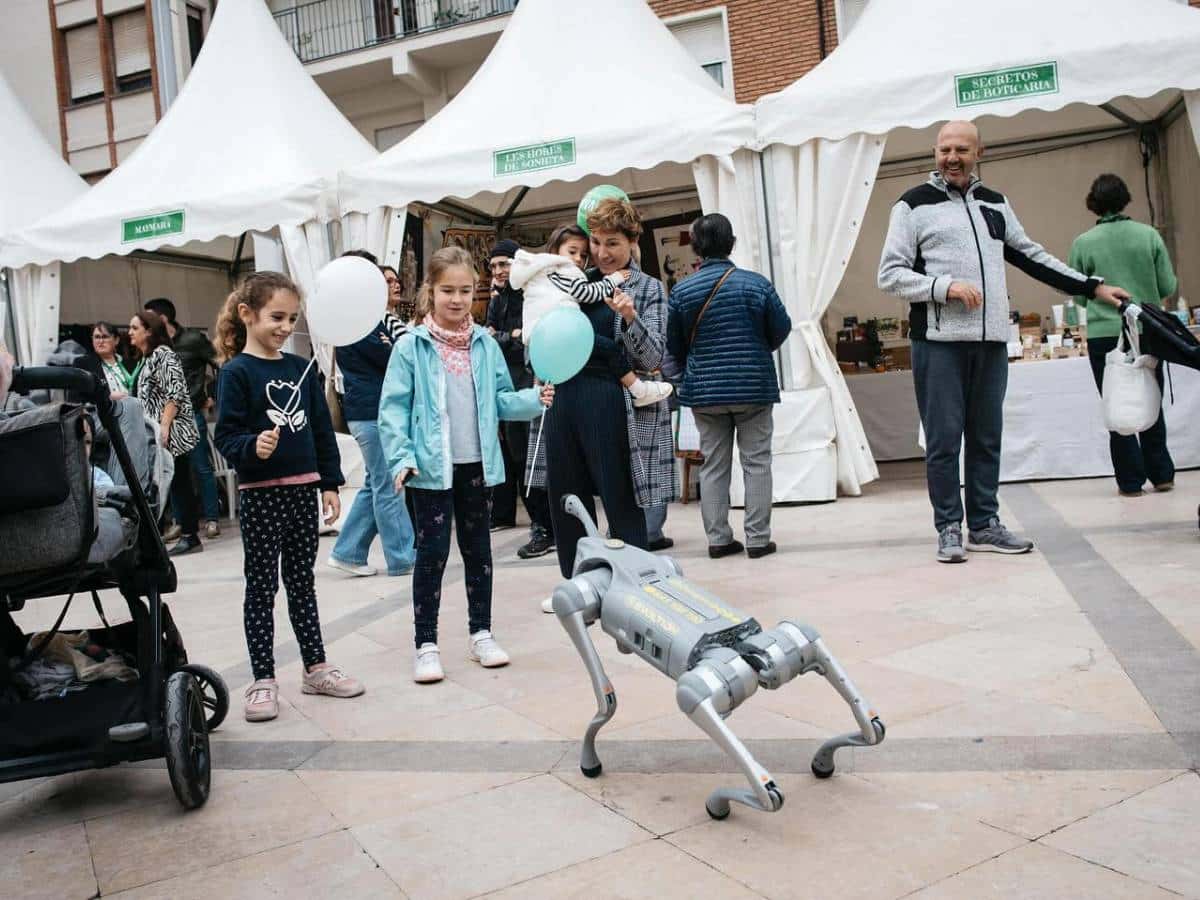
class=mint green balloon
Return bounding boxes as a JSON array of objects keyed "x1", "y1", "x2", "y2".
[
  {"x1": 529, "y1": 306, "x2": 594, "y2": 384},
  {"x1": 577, "y1": 184, "x2": 630, "y2": 234}
]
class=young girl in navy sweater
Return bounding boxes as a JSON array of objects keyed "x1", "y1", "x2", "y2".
[{"x1": 214, "y1": 272, "x2": 364, "y2": 722}]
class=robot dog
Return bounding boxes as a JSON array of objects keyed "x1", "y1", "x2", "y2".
[{"x1": 550, "y1": 495, "x2": 886, "y2": 820}]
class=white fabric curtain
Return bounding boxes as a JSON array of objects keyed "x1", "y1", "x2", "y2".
[
  {"x1": 1187, "y1": 90, "x2": 1200, "y2": 155},
  {"x1": 7, "y1": 263, "x2": 62, "y2": 366},
  {"x1": 766, "y1": 133, "x2": 886, "y2": 496},
  {"x1": 692, "y1": 150, "x2": 765, "y2": 273}
]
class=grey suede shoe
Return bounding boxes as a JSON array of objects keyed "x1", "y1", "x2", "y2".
[
  {"x1": 937, "y1": 524, "x2": 966, "y2": 564},
  {"x1": 966, "y1": 518, "x2": 1034, "y2": 555}
]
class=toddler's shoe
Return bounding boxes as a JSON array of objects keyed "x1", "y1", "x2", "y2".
[
  {"x1": 302, "y1": 663, "x2": 365, "y2": 698},
  {"x1": 414, "y1": 644, "x2": 444, "y2": 683},
  {"x1": 244, "y1": 679, "x2": 279, "y2": 722},
  {"x1": 541, "y1": 596, "x2": 555, "y2": 614},
  {"x1": 630, "y1": 380, "x2": 674, "y2": 408},
  {"x1": 469, "y1": 630, "x2": 510, "y2": 668}
]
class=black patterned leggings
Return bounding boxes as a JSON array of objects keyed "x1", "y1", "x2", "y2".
[
  {"x1": 409, "y1": 462, "x2": 493, "y2": 648},
  {"x1": 238, "y1": 484, "x2": 327, "y2": 680}
]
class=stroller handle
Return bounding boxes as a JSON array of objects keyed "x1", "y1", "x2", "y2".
[{"x1": 10, "y1": 366, "x2": 105, "y2": 402}]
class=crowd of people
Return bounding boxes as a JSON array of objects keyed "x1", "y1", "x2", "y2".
[{"x1": 1, "y1": 123, "x2": 1185, "y2": 724}]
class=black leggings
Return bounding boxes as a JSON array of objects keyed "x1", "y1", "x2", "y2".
[
  {"x1": 169, "y1": 453, "x2": 199, "y2": 537},
  {"x1": 409, "y1": 463, "x2": 493, "y2": 648},
  {"x1": 238, "y1": 484, "x2": 326, "y2": 680}
]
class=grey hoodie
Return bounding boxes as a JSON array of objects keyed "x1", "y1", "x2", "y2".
[{"x1": 878, "y1": 172, "x2": 1100, "y2": 342}]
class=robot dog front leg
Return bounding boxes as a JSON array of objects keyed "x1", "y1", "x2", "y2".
[
  {"x1": 551, "y1": 569, "x2": 616, "y2": 777},
  {"x1": 677, "y1": 649, "x2": 783, "y2": 819}
]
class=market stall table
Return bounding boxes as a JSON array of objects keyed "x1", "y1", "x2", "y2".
[{"x1": 844, "y1": 355, "x2": 1200, "y2": 481}]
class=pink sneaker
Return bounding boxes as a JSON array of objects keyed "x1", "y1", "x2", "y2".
[
  {"x1": 244, "y1": 679, "x2": 279, "y2": 722},
  {"x1": 301, "y1": 662, "x2": 365, "y2": 698}
]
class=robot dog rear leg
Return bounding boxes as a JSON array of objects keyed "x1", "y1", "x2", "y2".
[
  {"x1": 801, "y1": 630, "x2": 886, "y2": 778},
  {"x1": 553, "y1": 571, "x2": 616, "y2": 778},
  {"x1": 677, "y1": 652, "x2": 782, "y2": 819}
]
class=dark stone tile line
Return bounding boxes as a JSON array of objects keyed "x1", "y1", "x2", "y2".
[
  {"x1": 196, "y1": 733, "x2": 1197, "y2": 775},
  {"x1": 1003, "y1": 483, "x2": 1200, "y2": 756}
]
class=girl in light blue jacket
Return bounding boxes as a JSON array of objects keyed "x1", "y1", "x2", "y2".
[{"x1": 379, "y1": 246, "x2": 553, "y2": 684}]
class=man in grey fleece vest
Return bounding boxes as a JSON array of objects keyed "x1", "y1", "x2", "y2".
[{"x1": 878, "y1": 121, "x2": 1128, "y2": 563}]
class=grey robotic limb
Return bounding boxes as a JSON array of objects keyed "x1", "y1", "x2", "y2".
[{"x1": 552, "y1": 494, "x2": 886, "y2": 819}]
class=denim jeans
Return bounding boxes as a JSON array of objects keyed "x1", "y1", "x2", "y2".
[
  {"x1": 191, "y1": 410, "x2": 220, "y2": 521},
  {"x1": 331, "y1": 419, "x2": 416, "y2": 575},
  {"x1": 645, "y1": 503, "x2": 669, "y2": 543}
]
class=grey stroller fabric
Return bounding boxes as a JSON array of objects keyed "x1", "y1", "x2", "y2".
[
  {"x1": 94, "y1": 397, "x2": 172, "y2": 523},
  {"x1": 0, "y1": 404, "x2": 94, "y2": 578}
]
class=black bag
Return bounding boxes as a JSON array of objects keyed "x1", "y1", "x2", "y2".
[
  {"x1": 0, "y1": 407, "x2": 73, "y2": 514},
  {"x1": 1133, "y1": 302, "x2": 1200, "y2": 372}
]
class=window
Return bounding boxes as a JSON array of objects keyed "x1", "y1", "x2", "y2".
[
  {"x1": 187, "y1": 5, "x2": 205, "y2": 65},
  {"x1": 668, "y1": 13, "x2": 731, "y2": 92},
  {"x1": 65, "y1": 24, "x2": 103, "y2": 104},
  {"x1": 111, "y1": 10, "x2": 152, "y2": 94}
]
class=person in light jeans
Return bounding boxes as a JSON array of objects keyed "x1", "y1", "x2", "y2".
[{"x1": 666, "y1": 214, "x2": 791, "y2": 559}]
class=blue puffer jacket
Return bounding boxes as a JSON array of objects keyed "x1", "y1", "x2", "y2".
[
  {"x1": 378, "y1": 324, "x2": 544, "y2": 491},
  {"x1": 666, "y1": 259, "x2": 792, "y2": 408}
]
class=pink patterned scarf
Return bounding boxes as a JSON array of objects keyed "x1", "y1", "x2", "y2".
[{"x1": 423, "y1": 313, "x2": 473, "y2": 376}]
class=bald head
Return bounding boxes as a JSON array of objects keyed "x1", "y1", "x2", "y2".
[{"x1": 935, "y1": 120, "x2": 982, "y2": 190}]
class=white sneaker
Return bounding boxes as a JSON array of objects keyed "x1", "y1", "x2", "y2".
[
  {"x1": 630, "y1": 380, "x2": 674, "y2": 408},
  {"x1": 468, "y1": 630, "x2": 510, "y2": 668},
  {"x1": 541, "y1": 596, "x2": 555, "y2": 614},
  {"x1": 328, "y1": 557, "x2": 377, "y2": 577},
  {"x1": 413, "y1": 644, "x2": 444, "y2": 683}
]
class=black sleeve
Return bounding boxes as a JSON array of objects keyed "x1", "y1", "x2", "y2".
[
  {"x1": 213, "y1": 365, "x2": 258, "y2": 467},
  {"x1": 307, "y1": 361, "x2": 344, "y2": 491}
]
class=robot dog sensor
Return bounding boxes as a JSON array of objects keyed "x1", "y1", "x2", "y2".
[{"x1": 550, "y1": 495, "x2": 886, "y2": 819}]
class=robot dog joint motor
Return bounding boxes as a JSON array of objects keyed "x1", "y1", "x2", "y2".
[{"x1": 550, "y1": 494, "x2": 886, "y2": 820}]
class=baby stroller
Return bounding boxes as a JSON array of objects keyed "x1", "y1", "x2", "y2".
[
  {"x1": 1122, "y1": 301, "x2": 1200, "y2": 531},
  {"x1": 0, "y1": 367, "x2": 229, "y2": 809}
]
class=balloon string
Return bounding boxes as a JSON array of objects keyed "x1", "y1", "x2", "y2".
[
  {"x1": 284, "y1": 356, "x2": 318, "y2": 418},
  {"x1": 526, "y1": 413, "x2": 546, "y2": 499}
]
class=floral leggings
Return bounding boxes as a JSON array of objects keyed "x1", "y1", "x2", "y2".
[
  {"x1": 409, "y1": 462, "x2": 493, "y2": 648},
  {"x1": 239, "y1": 484, "x2": 327, "y2": 680}
]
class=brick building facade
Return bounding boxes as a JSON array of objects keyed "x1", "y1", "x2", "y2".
[{"x1": 649, "y1": 0, "x2": 839, "y2": 103}]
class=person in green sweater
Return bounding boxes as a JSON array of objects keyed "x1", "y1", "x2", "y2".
[{"x1": 1069, "y1": 173, "x2": 1178, "y2": 497}]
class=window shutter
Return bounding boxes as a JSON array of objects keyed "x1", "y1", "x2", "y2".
[
  {"x1": 112, "y1": 10, "x2": 151, "y2": 78},
  {"x1": 668, "y1": 15, "x2": 726, "y2": 68},
  {"x1": 66, "y1": 24, "x2": 102, "y2": 101}
]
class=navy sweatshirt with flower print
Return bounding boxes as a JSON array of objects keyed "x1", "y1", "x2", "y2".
[{"x1": 214, "y1": 352, "x2": 344, "y2": 491}]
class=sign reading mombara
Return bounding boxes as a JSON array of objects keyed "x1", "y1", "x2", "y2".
[
  {"x1": 122, "y1": 210, "x2": 185, "y2": 243},
  {"x1": 493, "y1": 139, "x2": 576, "y2": 177},
  {"x1": 955, "y1": 62, "x2": 1058, "y2": 107}
]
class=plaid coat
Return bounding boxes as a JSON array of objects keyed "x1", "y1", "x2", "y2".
[{"x1": 526, "y1": 261, "x2": 677, "y2": 508}]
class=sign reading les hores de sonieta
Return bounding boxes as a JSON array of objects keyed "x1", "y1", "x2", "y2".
[
  {"x1": 122, "y1": 210, "x2": 185, "y2": 243},
  {"x1": 955, "y1": 62, "x2": 1058, "y2": 107},
  {"x1": 493, "y1": 139, "x2": 576, "y2": 177}
]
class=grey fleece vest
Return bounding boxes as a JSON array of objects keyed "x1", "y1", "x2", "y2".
[{"x1": 878, "y1": 173, "x2": 1099, "y2": 342}]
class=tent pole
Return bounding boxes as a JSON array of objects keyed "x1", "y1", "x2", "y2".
[
  {"x1": 496, "y1": 186, "x2": 530, "y2": 232},
  {"x1": 229, "y1": 232, "x2": 248, "y2": 280},
  {"x1": 758, "y1": 149, "x2": 787, "y2": 389}
]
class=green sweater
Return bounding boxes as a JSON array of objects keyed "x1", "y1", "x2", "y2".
[{"x1": 1068, "y1": 214, "x2": 1178, "y2": 339}]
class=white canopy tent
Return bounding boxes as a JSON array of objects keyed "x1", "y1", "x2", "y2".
[
  {"x1": 0, "y1": 72, "x2": 88, "y2": 365},
  {"x1": 338, "y1": 0, "x2": 753, "y2": 221},
  {"x1": 740, "y1": 0, "x2": 1200, "y2": 495},
  {"x1": 0, "y1": 0, "x2": 383, "y2": 374}
]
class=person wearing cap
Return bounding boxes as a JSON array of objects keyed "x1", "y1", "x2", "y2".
[{"x1": 485, "y1": 239, "x2": 554, "y2": 555}]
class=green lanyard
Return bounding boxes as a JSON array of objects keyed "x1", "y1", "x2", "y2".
[{"x1": 104, "y1": 358, "x2": 141, "y2": 392}]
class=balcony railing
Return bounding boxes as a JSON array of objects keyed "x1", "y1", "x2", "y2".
[{"x1": 273, "y1": 0, "x2": 518, "y2": 64}]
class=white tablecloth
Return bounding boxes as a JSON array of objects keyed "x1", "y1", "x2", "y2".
[{"x1": 846, "y1": 356, "x2": 1200, "y2": 481}]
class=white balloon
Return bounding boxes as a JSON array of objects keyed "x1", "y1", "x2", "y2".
[{"x1": 306, "y1": 256, "x2": 388, "y2": 346}]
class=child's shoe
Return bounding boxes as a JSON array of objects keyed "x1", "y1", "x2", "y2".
[
  {"x1": 629, "y1": 379, "x2": 674, "y2": 408},
  {"x1": 302, "y1": 663, "x2": 365, "y2": 698},
  {"x1": 244, "y1": 679, "x2": 279, "y2": 722},
  {"x1": 541, "y1": 596, "x2": 555, "y2": 614},
  {"x1": 414, "y1": 644, "x2": 444, "y2": 683},
  {"x1": 469, "y1": 630, "x2": 510, "y2": 668}
]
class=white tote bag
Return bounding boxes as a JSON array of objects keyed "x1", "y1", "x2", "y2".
[{"x1": 1102, "y1": 324, "x2": 1160, "y2": 436}]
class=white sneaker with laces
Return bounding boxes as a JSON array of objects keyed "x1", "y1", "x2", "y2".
[
  {"x1": 413, "y1": 644, "x2": 444, "y2": 683},
  {"x1": 469, "y1": 630, "x2": 510, "y2": 668},
  {"x1": 328, "y1": 557, "x2": 377, "y2": 577},
  {"x1": 541, "y1": 596, "x2": 555, "y2": 614}
]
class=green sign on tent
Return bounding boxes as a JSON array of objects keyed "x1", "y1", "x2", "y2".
[
  {"x1": 122, "y1": 210, "x2": 185, "y2": 243},
  {"x1": 955, "y1": 62, "x2": 1059, "y2": 108},
  {"x1": 494, "y1": 139, "x2": 576, "y2": 177}
]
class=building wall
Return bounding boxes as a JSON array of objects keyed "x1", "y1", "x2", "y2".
[
  {"x1": 4, "y1": 0, "x2": 61, "y2": 151},
  {"x1": 649, "y1": 0, "x2": 838, "y2": 103}
]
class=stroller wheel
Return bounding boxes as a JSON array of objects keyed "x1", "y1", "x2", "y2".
[
  {"x1": 164, "y1": 672, "x2": 211, "y2": 810},
  {"x1": 179, "y1": 664, "x2": 230, "y2": 732}
]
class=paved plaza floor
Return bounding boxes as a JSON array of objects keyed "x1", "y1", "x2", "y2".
[{"x1": 3, "y1": 462, "x2": 1199, "y2": 898}]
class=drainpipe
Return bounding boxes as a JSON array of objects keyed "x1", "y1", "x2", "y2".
[
  {"x1": 151, "y1": 0, "x2": 179, "y2": 109},
  {"x1": 815, "y1": 0, "x2": 828, "y2": 60}
]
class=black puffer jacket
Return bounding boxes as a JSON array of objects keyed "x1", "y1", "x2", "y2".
[{"x1": 173, "y1": 328, "x2": 217, "y2": 407}]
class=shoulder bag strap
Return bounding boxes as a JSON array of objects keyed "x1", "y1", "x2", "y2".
[{"x1": 688, "y1": 267, "x2": 736, "y2": 348}]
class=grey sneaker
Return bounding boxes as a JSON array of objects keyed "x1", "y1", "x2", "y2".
[
  {"x1": 937, "y1": 524, "x2": 966, "y2": 564},
  {"x1": 966, "y1": 518, "x2": 1034, "y2": 555}
]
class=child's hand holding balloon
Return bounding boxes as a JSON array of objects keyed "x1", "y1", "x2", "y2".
[
  {"x1": 256, "y1": 426, "x2": 280, "y2": 460},
  {"x1": 539, "y1": 383, "x2": 555, "y2": 407}
]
